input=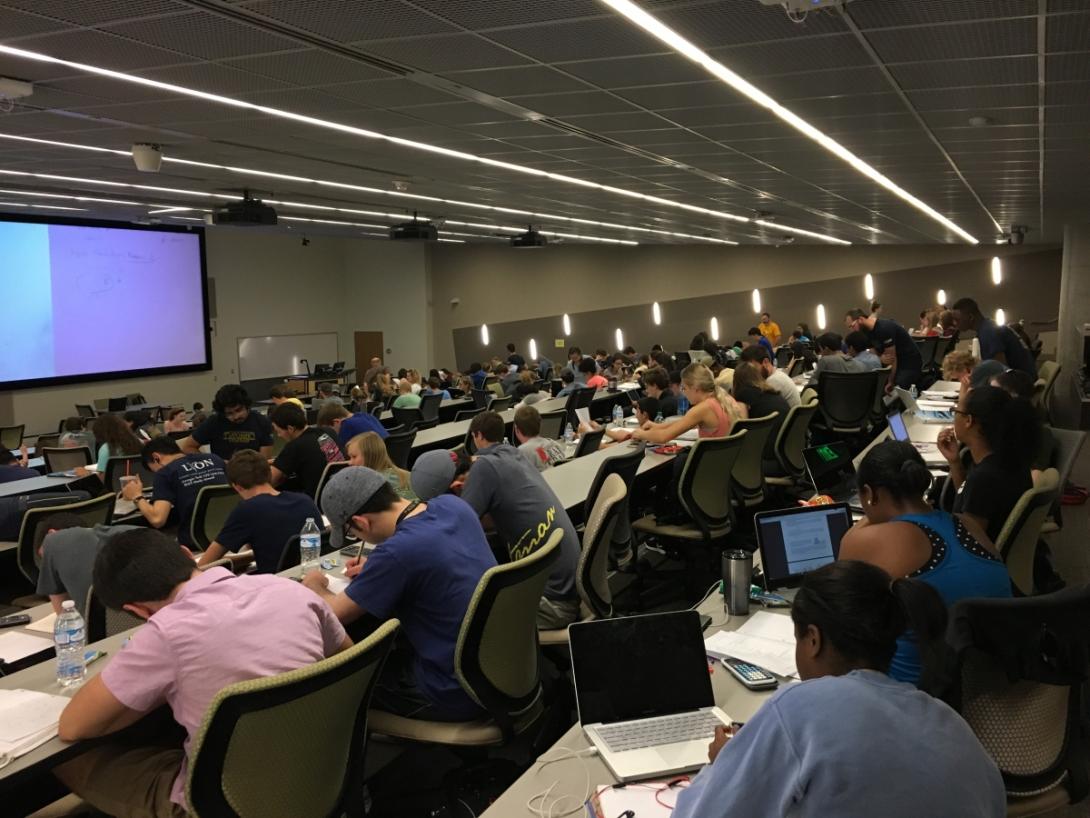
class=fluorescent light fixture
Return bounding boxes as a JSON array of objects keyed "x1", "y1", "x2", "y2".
[
  {"x1": 615, "y1": 328, "x2": 624, "y2": 351},
  {"x1": 480, "y1": 324, "x2": 490, "y2": 346},
  {"x1": 652, "y1": 302, "x2": 662, "y2": 326},
  {"x1": 529, "y1": 339, "x2": 538, "y2": 361},
  {"x1": 864, "y1": 274, "x2": 875, "y2": 301},
  {"x1": 437, "y1": 238, "x2": 464, "y2": 243},
  {"x1": 816, "y1": 304, "x2": 827, "y2": 331},
  {"x1": 751, "y1": 289, "x2": 761, "y2": 314},
  {"x1": 991, "y1": 257, "x2": 1002, "y2": 285},
  {"x1": 0, "y1": 52, "x2": 849, "y2": 243},
  {"x1": 0, "y1": 201, "x2": 85, "y2": 211},
  {"x1": 995, "y1": 308, "x2": 1005, "y2": 325},
  {"x1": 937, "y1": 289, "x2": 947, "y2": 306},
  {"x1": 600, "y1": 0, "x2": 978, "y2": 244},
  {"x1": 709, "y1": 316, "x2": 719, "y2": 342},
  {"x1": 562, "y1": 314, "x2": 572, "y2": 336}
]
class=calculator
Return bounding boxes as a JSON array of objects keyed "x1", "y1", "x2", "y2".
[{"x1": 720, "y1": 657, "x2": 778, "y2": 690}]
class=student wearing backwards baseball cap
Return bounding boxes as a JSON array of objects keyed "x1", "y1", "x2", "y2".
[{"x1": 302, "y1": 466, "x2": 495, "y2": 720}]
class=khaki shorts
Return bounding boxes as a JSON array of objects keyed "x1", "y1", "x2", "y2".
[
  {"x1": 538, "y1": 596, "x2": 580, "y2": 629},
  {"x1": 54, "y1": 744, "x2": 186, "y2": 818}
]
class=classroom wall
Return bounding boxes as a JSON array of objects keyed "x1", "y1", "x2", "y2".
[
  {"x1": 0, "y1": 230, "x2": 428, "y2": 435},
  {"x1": 431, "y1": 244, "x2": 1062, "y2": 370}
]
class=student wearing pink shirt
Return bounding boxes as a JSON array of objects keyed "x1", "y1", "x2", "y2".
[{"x1": 54, "y1": 529, "x2": 350, "y2": 817}]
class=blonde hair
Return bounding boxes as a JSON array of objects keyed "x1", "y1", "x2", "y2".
[
  {"x1": 942, "y1": 350, "x2": 979, "y2": 381},
  {"x1": 682, "y1": 363, "x2": 744, "y2": 424},
  {"x1": 347, "y1": 432, "x2": 410, "y2": 492}
]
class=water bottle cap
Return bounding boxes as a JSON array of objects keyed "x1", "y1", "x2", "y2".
[{"x1": 61, "y1": 600, "x2": 76, "y2": 610}]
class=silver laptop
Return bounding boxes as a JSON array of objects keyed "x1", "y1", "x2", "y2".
[
  {"x1": 754, "y1": 503, "x2": 851, "y2": 589},
  {"x1": 888, "y1": 411, "x2": 947, "y2": 465},
  {"x1": 893, "y1": 386, "x2": 953, "y2": 424},
  {"x1": 569, "y1": 611, "x2": 731, "y2": 782}
]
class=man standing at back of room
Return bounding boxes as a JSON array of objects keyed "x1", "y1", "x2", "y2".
[
  {"x1": 506, "y1": 342, "x2": 526, "y2": 369},
  {"x1": 951, "y1": 297, "x2": 1036, "y2": 377},
  {"x1": 181, "y1": 384, "x2": 273, "y2": 461},
  {"x1": 758, "y1": 312, "x2": 782, "y2": 347},
  {"x1": 846, "y1": 308, "x2": 923, "y2": 392},
  {"x1": 740, "y1": 345, "x2": 801, "y2": 408},
  {"x1": 457, "y1": 411, "x2": 581, "y2": 629},
  {"x1": 363, "y1": 356, "x2": 384, "y2": 387}
]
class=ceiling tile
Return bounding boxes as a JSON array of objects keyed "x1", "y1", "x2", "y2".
[
  {"x1": 243, "y1": 0, "x2": 457, "y2": 42},
  {"x1": 356, "y1": 33, "x2": 533, "y2": 72},
  {"x1": 103, "y1": 10, "x2": 301, "y2": 60}
]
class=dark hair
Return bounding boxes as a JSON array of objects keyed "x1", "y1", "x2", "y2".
[
  {"x1": 123, "y1": 409, "x2": 151, "y2": 429},
  {"x1": 643, "y1": 368, "x2": 668, "y2": 391},
  {"x1": 269, "y1": 385, "x2": 296, "y2": 400},
  {"x1": 227, "y1": 449, "x2": 271, "y2": 489},
  {"x1": 870, "y1": 300, "x2": 882, "y2": 312},
  {"x1": 469, "y1": 362, "x2": 482, "y2": 374},
  {"x1": 652, "y1": 351, "x2": 672, "y2": 369},
  {"x1": 63, "y1": 416, "x2": 85, "y2": 432},
  {"x1": 992, "y1": 369, "x2": 1036, "y2": 401},
  {"x1": 845, "y1": 308, "x2": 867, "y2": 322},
  {"x1": 761, "y1": 312, "x2": 770, "y2": 320},
  {"x1": 561, "y1": 370, "x2": 575, "y2": 384},
  {"x1": 816, "y1": 332, "x2": 843, "y2": 352},
  {"x1": 93, "y1": 528, "x2": 196, "y2": 609},
  {"x1": 739, "y1": 345, "x2": 771, "y2": 364},
  {"x1": 747, "y1": 326, "x2": 761, "y2": 336},
  {"x1": 623, "y1": 346, "x2": 636, "y2": 355},
  {"x1": 34, "y1": 512, "x2": 85, "y2": 555},
  {"x1": 690, "y1": 333, "x2": 708, "y2": 349},
  {"x1": 951, "y1": 297, "x2": 980, "y2": 317},
  {"x1": 193, "y1": 402, "x2": 204, "y2": 411},
  {"x1": 270, "y1": 402, "x2": 307, "y2": 431},
  {"x1": 140, "y1": 435, "x2": 181, "y2": 468},
  {"x1": 506, "y1": 343, "x2": 516, "y2": 353},
  {"x1": 702, "y1": 341, "x2": 718, "y2": 356},
  {"x1": 513, "y1": 405, "x2": 541, "y2": 438},
  {"x1": 856, "y1": 440, "x2": 932, "y2": 500},
  {"x1": 427, "y1": 376, "x2": 442, "y2": 390},
  {"x1": 798, "y1": 322, "x2": 811, "y2": 337},
  {"x1": 514, "y1": 382, "x2": 537, "y2": 398},
  {"x1": 578, "y1": 357, "x2": 597, "y2": 375},
  {"x1": 637, "y1": 396, "x2": 660, "y2": 418},
  {"x1": 213, "y1": 385, "x2": 251, "y2": 413},
  {"x1": 845, "y1": 331, "x2": 872, "y2": 356},
  {"x1": 396, "y1": 368, "x2": 408, "y2": 379},
  {"x1": 792, "y1": 560, "x2": 948, "y2": 690},
  {"x1": 792, "y1": 329, "x2": 801, "y2": 339},
  {"x1": 357, "y1": 480, "x2": 400, "y2": 515},
  {"x1": 733, "y1": 361, "x2": 769, "y2": 395},
  {"x1": 469, "y1": 410, "x2": 505, "y2": 443},
  {"x1": 317, "y1": 382, "x2": 334, "y2": 396},
  {"x1": 651, "y1": 344, "x2": 663, "y2": 353},
  {"x1": 964, "y1": 386, "x2": 1039, "y2": 469},
  {"x1": 0, "y1": 449, "x2": 17, "y2": 466},
  {"x1": 668, "y1": 369, "x2": 682, "y2": 386},
  {"x1": 167, "y1": 407, "x2": 186, "y2": 421},
  {"x1": 568, "y1": 346, "x2": 582, "y2": 357},
  {"x1": 95, "y1": 413, "x2": 143, "y2": 457}
]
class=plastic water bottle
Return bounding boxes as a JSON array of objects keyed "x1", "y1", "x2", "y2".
[
  {"x1": 909, "y1": 385, "x2": 919, "y2": 400},
  {"x1": 655, "y1": 410, "x2": 664, "y2": 424},
  {"x1": 563, "y1": 423, "x2": 575, "y2": 445},
  {"x1": 678, "y1": 394, "x2": 690, "y2": 414},
  {"x1": 300, "y1": 517, "x2": 321, "y2": 573},
  {"x1": 54, "y1": 600, "x2": 86, "y2": 688},
  {"x1": 612, "y1": 403, "x2": 624, "y2": 427}
]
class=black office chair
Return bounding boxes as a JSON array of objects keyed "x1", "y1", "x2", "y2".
[
  {"x1": 867, "y1": 366, "x2": 892, "y2": 426},
  {"x1": 489, "y1": 396, "x2": 513, "y2": 413},
  {"x1": 539, "y1": 410, "x2": 567, "y2": 441},
  {"x1": 75, "y1": 404, "x2": 96, "y2": 419},
  {"x1": 454, "y1": 407, "x2": 484, "y2": 422},
  {"x1": 674, "y1": 352, "x2": 692, "y2": 367},
  {"x1": 574, "y1": 428, "x2": 605, "y2": 458},
  {"x1": 391, "y1": 407, "x2": 424, "y2": 430},
  {"x1": 42, "y1": 446, "x2": 93, "y2": 472},
  {"x1": 419, "y1": 393, "x2": 443, "y2": 422},
  {"x1": 447, "y1": 388, "x2": 465, "y2": 399},
  {"x1": 107, "y1": 397, "x2": 128, "y2": 412},
  {"x1": 565, "y1": 387, "x2": 595, "y2": 429},
  {"x1": 813, "y1": 371, "x2": 880, "y2": 440},
  {"x1": 775, "y1": 347, "x2": 793, "y2": 369},
  {"x1": 384, "y1": 429, "x2": 416, "y2": 469},
  {"x1": 413, "y1": 418, "x2": 439, "y2": 431},
  {"x1": 369, "y1": 403, "x2": 384, "y2": 418},
  {"x1": 471, "y1": 388, "x2": 492, "y2": 409}
]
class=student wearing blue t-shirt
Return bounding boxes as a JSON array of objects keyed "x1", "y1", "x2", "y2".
[
  {"x1": 840, "y1": 440, "x2": 1011, "y2": 684},
  {"x1": 673, "y1": 560, "x2": 1005, "y2": 818},
  {"x1": 196, "y1": 450, "x2": 321, "y2": 574},
  {"x1": 317, "y1": 403, "x2": 388, "y2": 448},
  {"x1": 302, "y1": 467, "x2": 496, "y2": 720},
  {"x1": 747, "y1": 326, "x2": 774, "y2": 358}
]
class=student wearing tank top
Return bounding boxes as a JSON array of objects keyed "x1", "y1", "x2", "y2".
[
  {"x1": 630, "y1": 362, "x2": 745, "y2": 445},
  {"x1": 839, "y1": 440, "x2": 1011, "y2": 686}
]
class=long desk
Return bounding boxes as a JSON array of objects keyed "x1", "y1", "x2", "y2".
[
  {"x1": 543, "y1": 442, "x2": 673, "y2": 515},
  {"x1": 0, "y1": 474, "x2": 81, "y2": 499},
  {"x1": 380, "y1": 396, "x2": 474, "y2": 424}
]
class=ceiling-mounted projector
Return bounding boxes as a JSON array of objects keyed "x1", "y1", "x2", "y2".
[
  {"x1": 510, "y1": 226, "x2": 547, "y2": 248},
  {"x1": 206, "y1": 193, "x2": 276, "y2": 226},
  {"x1": 389, "y1": 218, "x2": 438, "y2": 241},
  {"x1": 757, "y1": 0, "x2": 856, "y2": 11}
]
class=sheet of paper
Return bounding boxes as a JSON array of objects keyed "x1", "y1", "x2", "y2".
[
  {"x1": 574, "y1": 407, "x2": 590, "y2": 427},
  {"x1": 705, "y1": 631, "x2": 797, "y2": 678},
  {"x1": 26, "y1": 613, "x2": 57, "y2": 634},
  {"x1": 0, "y1": 632, "x2": 54, "y2": 663},
  {"x1": 737, "y1": 611, "x2": 796, "y2": 642},
  {"x1": 326, "y1": 575, "x2": 350, "y2": 595},
  {"x1": 588, "y1": 781, "x2": 681, "y2": 818},
  {"x1": 917, "y1": 399, "x2": 954, "y2": 410},
  {"x1": 0, "y1": 689, "x2": 68, "y2": 743}
]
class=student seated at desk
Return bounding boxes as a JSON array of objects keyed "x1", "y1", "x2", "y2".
[
  {"x1": 732, "y1": 361, "x2": 788, "y2": 466},
  {"x1": 35, "y1": 513, "x2": 141, "y2": 614},
  {"x1": 555, "y1": 369, "x2": 583, "y2": 398},
  {"x1": 806, "y1": 332, "x2": 864, "y2": 386},
  {"x1": 739, "y1": 345, "x2": 800, "y2": 408},
  {"x1": 161, "y1": 407, "x2": 190, "y2": 434},
  {"x1": 514, "y1": 405, "x2": 566, "y2": 471},
  {"x1": 269, "y1": 403, "x2": 344, "y2": 499},
  {"x1": 839, "y1": 441, "x2": 1010, "y2": 685},
  {"x1": 346, "y1": 431, "x2": 417, "y2": 500},
  {"x1": 580, "y1": 356, "x2": 608, "y2": 390},
  {"x1": 846, "y1": 330, "x2": 882, "y2": 371},
  {"x1": 181, "y1": 385, "x2": 273, "y2": 461},
  {"x1": 941, "y1": 349, "x2": 979, "y2": 398},
  {"x1": 641, "y1": 367, "x2": 678, "y2": 417},
  {"x1": 302, "y1": 467, "x2": 493, "y2": 720},
  {"x1": 311, "y1": 381, "x2": 344, "y2": 416},
  {"x1": 55, "y1": 528, "x2": 349, "y2": 818},
  {"x1": 189, "y1": 402, "x2": 207, "y2": 428},
  {"x1": 513, "y1": 381, "x2": 552, "y2": 409},
  {"x1": 745, "y1": 327, "x2": 775, "y2": 359},
  {"x1": 391, "y1": 379, "x2": 422, "y2": 409},
  {"x1": 319, "y1": 403, "x2": 387, "y2": 448},
  {"x1": 421, "y1": 376, "x2": 452, "y2": 400},
  {"x1": 84, "y1": 413, "x2": 142, "y2": 477},
  {"x1": 629, "y1": 363, "x2": 744, "y2": 445},
  {"x1": 124, "y1": 410, "x2": 159, "y2": 443},
  {"x1": 672, "y1": 560, "x2": 1005, "y2": 818},
  {"x1": 583, "y1": 396, "x2": 661, "y2": 445},
  {"x1": 195, "y1": 450, "x2": 320, "y2": 574},
  {"x1": 0, "y1": 445, "x2": 37, "y2": 482},
  {"x1": 59, "y1": 416, "x2": 96, "y2": 452},
  {"x1": 120, "y1": 436, "x2": 227, "y2": 550},
  {"x1": 268, "y1": 384, "x2": 304, "y2": 409}
]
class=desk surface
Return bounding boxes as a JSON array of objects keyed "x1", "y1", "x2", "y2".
[
  {"x1": 379, "y1": 396, "x2": 473, "y2": 422},
  {"x1": 0, "y1": 474, "x2": 80, "y2": 498}
]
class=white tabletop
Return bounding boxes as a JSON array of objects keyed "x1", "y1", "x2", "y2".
[{"x1": 0, "y1": 473, "x2": 81, "y2": 498}]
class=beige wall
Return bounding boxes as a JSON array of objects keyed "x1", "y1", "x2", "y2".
[
  {"x1": 0, "y1": 230, "x2": 428, "y2": 435},
  {"x1": 429, "y1": 243, "x2": 1061, "y2": 369}
]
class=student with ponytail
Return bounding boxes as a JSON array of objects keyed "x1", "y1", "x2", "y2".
[
  {"x1": 630, "y1": 362, "x2": 746, "y2": 444},
  {"x1": 840, "y1": 440, "x2": 1011, "y2": 684},
  {"x1": 673, "y1": 560, "x2": 1005, "y2": 818},
  {"x1": 937, "y1": 384, "x2": 1040, "y2": 541}
]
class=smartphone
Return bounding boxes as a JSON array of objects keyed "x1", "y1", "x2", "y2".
[{"x1": 720, "y1": 657, "x2": 778, "y2": 690}]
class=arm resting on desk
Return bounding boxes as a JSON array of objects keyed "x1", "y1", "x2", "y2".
[{"x1": 58, "y1": 675, "x2": 147, "y2": 742}]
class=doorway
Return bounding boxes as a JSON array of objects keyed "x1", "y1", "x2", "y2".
[{"x1": 354, "y1": 331, "x2": 385, "y2": 377}]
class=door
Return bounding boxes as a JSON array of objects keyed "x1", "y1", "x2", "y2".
[{"x1": 354, "y1": 331, "x2": 385, "y2": 378}]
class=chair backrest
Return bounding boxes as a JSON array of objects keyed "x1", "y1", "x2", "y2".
[
  {"x1": 35, "y1": 433, "x2": 61, "y2": 450},
  {"x1": 774, "y1": 346, "x2": 793, "y2": 369},
  {"x1": 85, "y1": 585, "x2": 144, "y2": 642},
  {"x1": 946, "y1": 587, "x2": 1090, "y2": 803},
  {"x1": 107, "y1": 397, "x2": 127, "y2": 412},
  {"x1": 390, "y1": 406, "x2": 423, "y2": 430},
  {"x1": 489, "y1": 396, "x2": 513, "y2": 413},
  {"x1": 994, "y1": 468, "x2": 1060, "y2": 595},
  {"x1": 471, "y1": 388, "x2": 492, "y2": 409},
  {"x1": 187, "y1": 619, "x2": 399, "y2": 818},
  {"x1": 92, "y1": 398, "x2": 109, "y2": 411},
  {"x1": 538, "y1": 410, "x2": 567, "y2": 441},
  {"x1": 75, "y1": 404, "x2": 97, "y2": 418},
  {"x1": 487, "y1": 381, "x2": 505, "y2": 399},
  {"x1": 17, "y1": 493, "x2": 114, "y2": 584},
  {"x1": 816, "y1": 370, "x2": 879, "y2": 431},
  {"x1": 277, "y1": 529, "x2": 334, "y2": 573},
  {"x1": 1049, "y1": 427, "x2": 1086, "y2": 495},
  {"x1": 868, "y1": 366, "x2": 892, "y2": 423},
  {"x1": 384, "y1": 429, "x2": 416, "y2": 470},
  {"x1": 578, "y1": 474, "x2": 626, "y2": 620},
  {"x1": 43, "y1": 446, "x2": 93, "y2": 472},
  {"x1": 677, "y1": 431, "x2": 747, "y2": 538},
  {"x1": 1036, "y1": 360, "x2": 1061, "y2": 419},
  {"x1": 419, "y1": 393, "x2": 443, "y2": 422},
  {"x1": 369, "y1": 403, "x2": 384, "y2": 418},
  {"x1": 189, "y1": 485, "x2": 240, "y2": 552},
  {"x1": 773, "y1": 400, "x2": 819, "y2": 478},
  {"x1": 455, "y1": 530, "x2": 561, "y2": 741},
  {"x1": 574, "y1": 428, "x2": 605, "y2": 458},
  {"x1": 915, "y1": 337, "x2": 940, "y2": 370},
  {"x1": 102, "y1": 455, "x2": 156, "y2": 494},
  {"x1": 315, "y1": 461, "x2": 351, "y2": 508},
  {"x1": 729, "y1": 413, "x2": 779, "y2": 505},
  {"x1": 454, "y1": 407, "x2": 484, "y2": 423},
  {"x1": 412, "y1": 417, "x2": 439, "y2": 431},
  {"x1": 787, "y1": 358, "x2": 806, "y2": 378},
  {"x1": 0, "y1": 424, "x2": 25, "y2": 449},
  {"x1": 584, "y1": 442, "x2": 645, "y2": 520}
]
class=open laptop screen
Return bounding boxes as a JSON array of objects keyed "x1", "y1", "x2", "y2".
[
  {"x1": 755, "y1": 504, "x2": 852, "y2": 588},
  {"x1": 888, "y1": 411, "x2": 909, "y2": 442},
  {"x1": 569, "y1": 611, "x2": 713, "y2": 726},
  {"x1": 803, "y1": 441, "x2": 854, "y2": 492}
]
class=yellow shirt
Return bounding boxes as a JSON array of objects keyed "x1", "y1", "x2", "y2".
[{"x1": 758, "y1": 321, "x2": 781, "y2": 345}]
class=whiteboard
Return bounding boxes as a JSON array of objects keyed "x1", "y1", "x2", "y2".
[{"x1": 237, "y1": 333, "x2": 339, "y2": 381}]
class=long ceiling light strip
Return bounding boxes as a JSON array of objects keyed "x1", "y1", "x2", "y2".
[
  {"x1": 0, "y1": 132, "x2": 738, "y2": 243},
  {"x1": 0, "y1": 201, "x2": 85, "y2": 211},
  {"x1": 600, "y1": 0, "x2": 978, "y2": 245},
  {"x1": 0, "y1": 46, "x2": 849, "y2": 244}
]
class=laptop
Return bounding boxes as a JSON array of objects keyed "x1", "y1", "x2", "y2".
[
  {"x1": 312, "y1": 363, "x2": 334, "y2": 378},
  {"x1": 754, "y1": 503, "x2": 852, "y2": 589},
  {"x1": 802, "y1": 441, "x2": 861, "y2": 510},
  {"x1": 893, "y1": 387, "x2": 953, "y2": 424},
  {"x1": 569, "y1": 611, "x2": 732, "y2": 782},
  {"x1": 888, "y1": 411, "x2": 947, "y2": 466}
]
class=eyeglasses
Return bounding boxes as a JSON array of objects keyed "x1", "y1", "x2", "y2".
[
  {"x1": 951, "y1": 408, "x2": 971, "y2": 417},
  {"x1": 343, "y1": 506, "x2": 366, "y2": 542}
]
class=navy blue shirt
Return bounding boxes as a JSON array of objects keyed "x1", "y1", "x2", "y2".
[
  {"x1": 345, "y1": 494, "x2": 496, "y2": 718},
  {"x1": 191, "y1": 410, "x2": 273, "y2": 460},
  {"x1": 151, "y1": 453, "x2": 227, "y2": 547},
  {"x1": 0, "y1": 465, "x2": 41, "y2": 483},
  {"x1": 976, "y1": 318, "x2": 1036, "y2": 376},
  {"x1": 869, "y1": 318, "x2": 923, "y2": 373},
  {"x1": 215, "y1": 491, "x2": 321, "y2": 573},
  {"x1": 337, "y1": 412, "x2": 388, "y2": 448}
]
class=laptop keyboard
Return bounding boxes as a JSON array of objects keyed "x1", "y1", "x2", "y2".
[{"x1": 596, "y1": 711, "x2": 721, "y2": 753}]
